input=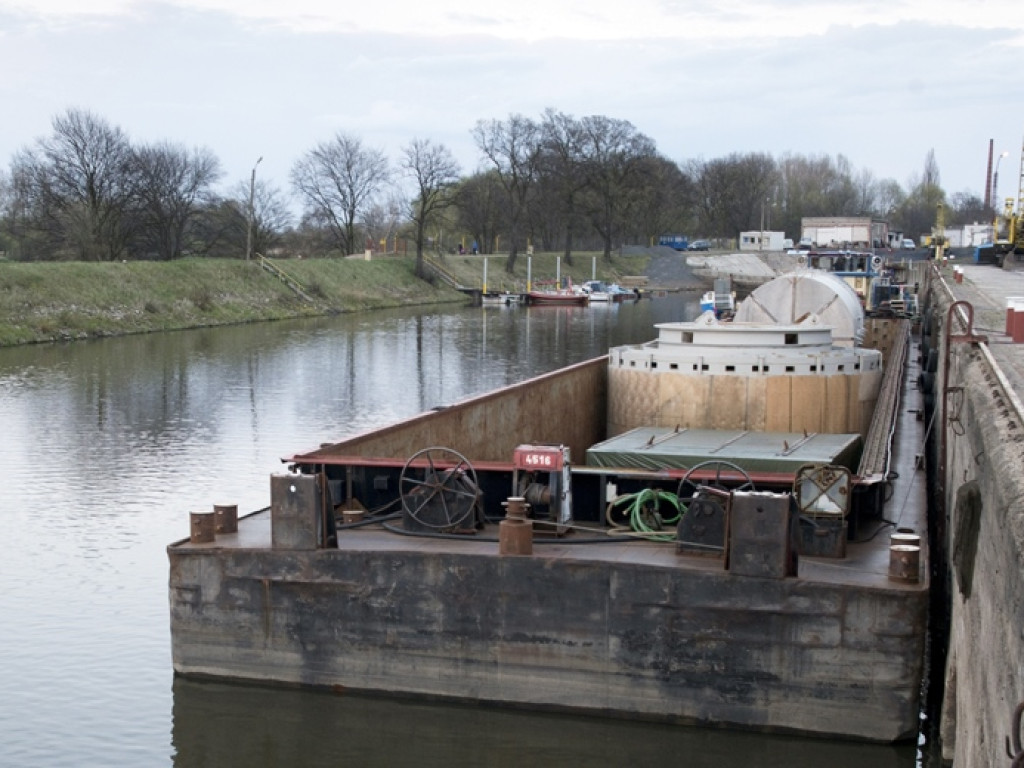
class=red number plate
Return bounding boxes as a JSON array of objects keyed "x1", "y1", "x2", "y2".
[{"x1": 514, "y1": 445, "x2": 564, "y2": 470}]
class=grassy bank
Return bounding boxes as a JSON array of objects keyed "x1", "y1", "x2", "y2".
[
  {"x1": 0, "y1": 251, "x2": 648, "y2": 347},
  {"x1": 0, "y1": 257, "x2": 465, "y2": 346}
]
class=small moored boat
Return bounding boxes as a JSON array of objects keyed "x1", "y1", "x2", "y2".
[{"x1": 527, "y1": 278, "x2": 590, "y2": 306}]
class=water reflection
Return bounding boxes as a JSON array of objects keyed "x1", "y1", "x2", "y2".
[
  {"x1": 0, "y1": 295, "x2": 918, "y2": 767},
  {"x1": 172, "y1": 678, "x2": 914, "y2": 768}
]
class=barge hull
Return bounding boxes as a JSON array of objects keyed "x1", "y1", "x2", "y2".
[
  {"x1": 169, "y1": 531, "x2": 925, "y2": 741},
  {"x1": 168, "y1": 315, "x2": 927, "y2": 743}
]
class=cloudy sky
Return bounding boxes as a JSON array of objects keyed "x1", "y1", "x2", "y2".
[{"x1": 2, "y1": 0, "x2": 1023, "y2": 211}]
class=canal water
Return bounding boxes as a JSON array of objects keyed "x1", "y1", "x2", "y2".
[{"x1": 0, "y1": 296, "x2": 918, "y2": 767}]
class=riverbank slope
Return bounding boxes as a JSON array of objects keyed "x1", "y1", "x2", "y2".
[
  {"x1": 0, "y1": 251, "x2": 653, "y2": 347},
  {"x1": 0, "y1": 257, "x2": 474, "y2": 346}
]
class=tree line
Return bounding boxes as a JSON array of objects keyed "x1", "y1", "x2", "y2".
[{"x1": 0, "y1": 107, "x2": 989, "y2": 276}]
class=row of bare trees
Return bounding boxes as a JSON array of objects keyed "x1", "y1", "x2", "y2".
[{"x1": 0, "y1": 107, "x2": 988, "y2": 275}]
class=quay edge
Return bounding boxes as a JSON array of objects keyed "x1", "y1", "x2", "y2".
[{"x1": 919, "y1": 262, "x2": 1024, "y2": 766}]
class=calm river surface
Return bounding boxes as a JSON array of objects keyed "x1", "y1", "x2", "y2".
[{"x1": 0, "y1": 296, "x2": 917, "y2": 767}]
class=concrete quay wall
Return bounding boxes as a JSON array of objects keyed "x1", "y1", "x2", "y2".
[{"x1": 923, "y1": 272, "x2": 1024, "y2": 765}]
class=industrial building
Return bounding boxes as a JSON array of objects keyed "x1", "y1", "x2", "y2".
[{"x1": 801, "y1": 217, "x2": 889, "y2": 249}]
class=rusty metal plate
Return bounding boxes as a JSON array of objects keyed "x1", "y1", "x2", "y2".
[
  {"x1": 271, "y1": 473, "x2": 323, "y2": 550},
  {"x1": 676, "y1": 494, "x2": 728, "y2": 558},
  {"x1": 728, "y1": 491, "x2": 798, "y2": 578}
]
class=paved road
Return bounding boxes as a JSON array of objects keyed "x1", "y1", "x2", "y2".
[
  {"x1": 945, "y1": 260, "x2": 1024, "y2": 410},
  {"x1": 623, "y1": 245, "x2": 705, "y2": 289}
]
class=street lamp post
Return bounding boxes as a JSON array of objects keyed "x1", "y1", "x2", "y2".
[
  {"x1": 246, "y1": 156, "x2": 263, "y2": 262},
  {"x1": 993, "y1": 150, "x2": 1009, "y2": 209}
]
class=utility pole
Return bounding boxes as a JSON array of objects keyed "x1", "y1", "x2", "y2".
[
  {"x1": 246, "y1": 156, "x2": 263, "y2": 261},
  {"x1": 994, "y1": 150, "x2": 1009, "y2": 209}
]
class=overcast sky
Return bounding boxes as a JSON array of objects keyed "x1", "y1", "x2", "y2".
[{"x1": 2, "y1": 0, "x2": 1023, "y2": 214}]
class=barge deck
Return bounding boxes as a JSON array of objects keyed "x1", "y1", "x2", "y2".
[{"x1": 169, "y1": 307, "x2": 928, "y2": 742}]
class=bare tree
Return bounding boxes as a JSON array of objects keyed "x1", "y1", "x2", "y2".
[
  {"x1": 0, "y1": 168, "x2": 18, "y2": 257},
  {"x1": 623, "y1": 154, "x2": 692, "y2": 245},
  {"x1": 472, "y1": 114, "x2": 542, "y2": 273},
  {"x1": 895, "y1": 150, "x2": 946, "y2": 240},
  {"x1": 538, "y1": 109, "x2": 592, "y2": 265},
  {"x1": 205, "y1": 178, "x2": 295, "y2": 258},
  {"x1": 849, "y1": 167, "x2": 882, "y2": 218},
  {"x1": 290, "y1": 133, "x2": 390, "y2": 256},
  {"x1": 774, "y1": 154, "x2": 849, "y2": 239},
  {"x1": 874, "y1": 178, "x2": 906, "y2": 220},
  {"x1": 15, "y1": 108, "x2": 135, "y2": 260},
  {"x1": 688, "y1": 152, "x2": 777, "y2": 239},
  {"x1": 129, "y1": 142, "x2": 222, "y2": 260},
  {"x1": 363, "y1": 193, "x2": 406, "y2": 255},
  {"x1": 579, "y1": 116, "x2": 658, "y2": 258},
  {"x1": 947, "y1": 190, "x2": 987, "y2": 227},
  {"x1": 401, "y1": 138, "x2": 461, "y2": 277},
  {"x1": 456, "y1": 170, "x2": 505, "y2": 256}
]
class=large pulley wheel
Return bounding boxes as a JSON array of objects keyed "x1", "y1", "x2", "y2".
[
  {"x1": 676, "y1": 460, "x2": 755, "y2": 506},
  {"x1": 399, "y1": 447, "x2": 480, "y2": 531}
]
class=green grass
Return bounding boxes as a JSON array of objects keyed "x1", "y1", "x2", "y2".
[
  {"x1": 0, "y1": 256, "x2": 457, "y2": 346},
  {"x1": 0, "y1": 251, "x2": 651, "y2": 347}
]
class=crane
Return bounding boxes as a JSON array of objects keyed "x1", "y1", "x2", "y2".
[{"x1": 989, "y1": 135, "x2": 1024, "y2": 266}]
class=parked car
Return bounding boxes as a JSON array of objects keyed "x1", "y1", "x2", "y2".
[
  {"x1": 902, "y1": 238, "x2": 916, "y2": 250},
  {"x1": 688, "y1": 239, "x2": 710, "y2": 251}
]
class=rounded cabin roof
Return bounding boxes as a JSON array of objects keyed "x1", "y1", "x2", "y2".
[{"x1": 733, "y1": 269, "x2": 865, "y2": 346}]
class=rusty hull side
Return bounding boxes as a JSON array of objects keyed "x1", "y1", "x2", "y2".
[{"x1": 292, "y1": 357, "x2": 608, "y2": 465}]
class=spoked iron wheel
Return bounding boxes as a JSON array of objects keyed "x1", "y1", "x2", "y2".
[
  {"x1": 399, "y1": 446, "x2": 480, "y2": 531},
  {"x1": 676, "y1": 460, "x2": 755, "y2": 508}
]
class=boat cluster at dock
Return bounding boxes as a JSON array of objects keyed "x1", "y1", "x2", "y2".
[{"x1": 482, "y1": 278, "x2": 640, "y2": 306}]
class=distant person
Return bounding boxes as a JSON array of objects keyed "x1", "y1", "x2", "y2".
[{"x1": 471, "y1": 241, "x2": 479, "y2": 255}]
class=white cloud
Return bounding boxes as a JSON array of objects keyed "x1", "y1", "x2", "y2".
[
  {"x1": 0, "y1": 0, "x2": 1022, "y2": 203},
  {"x1": 6, "y1": 0, "x2": 1024, "y2": 41}
]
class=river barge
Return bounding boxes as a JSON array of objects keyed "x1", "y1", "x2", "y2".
[{"x1": 168, "y1": 271, "x2": 927, "y2": 743}]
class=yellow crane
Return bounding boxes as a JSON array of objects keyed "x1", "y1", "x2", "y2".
[{"x1": 993, "y1": 135, "x2": 1024, "y2": 264}]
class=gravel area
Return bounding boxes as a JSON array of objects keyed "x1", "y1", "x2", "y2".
[{"x1": 622, "y1": 245, "x2": 795, "y2": 291}]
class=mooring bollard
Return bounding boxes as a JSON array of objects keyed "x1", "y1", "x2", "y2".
[
  {"x1": 214, "y1": 503, "x2": 238, "y2": 534},
  {"x1": 499, "y1": 496, "x2": 533, "y2": 555},
  {"x1": 888, "y1": 544, "x2": 920, "y2": 583},
  {"x1": 1013, "y1": 302, "x2": 1024, "y2": 344},
  {"x1": 190, "y1": 511, "x2": 216, "y2": 544},
  {"x1": 891, "y1": 530, "x2": 920, "y2": 549}
]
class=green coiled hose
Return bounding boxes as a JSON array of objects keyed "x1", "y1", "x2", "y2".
[{"x1": 606, "y1": 488, "x2": 683, "y2": 542}]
